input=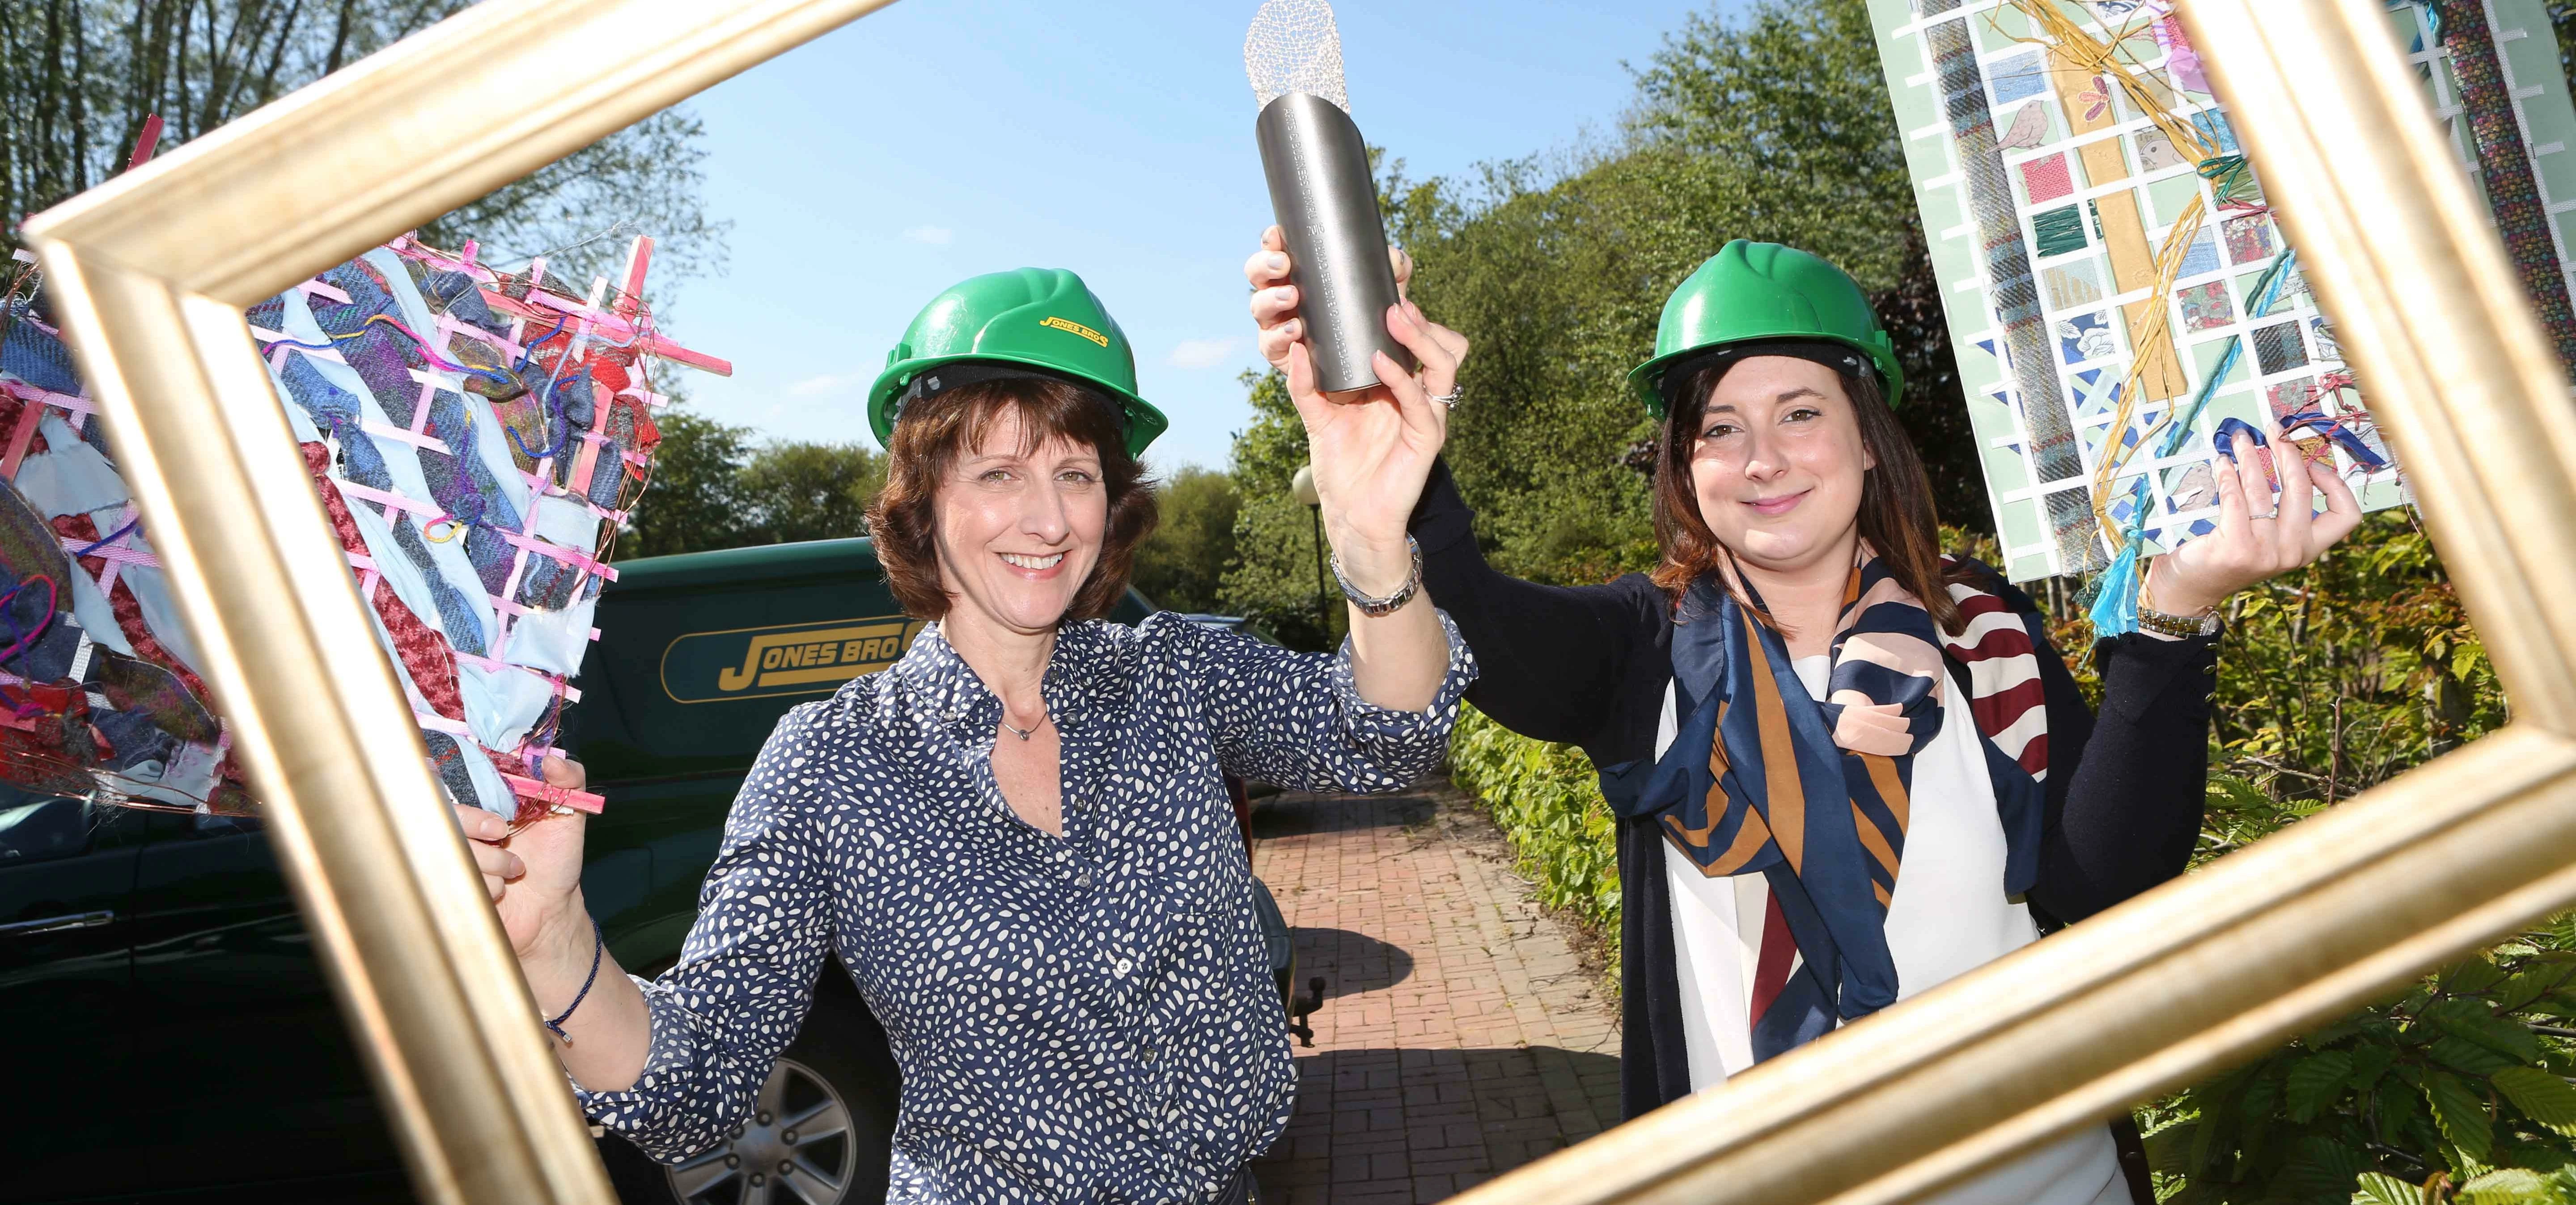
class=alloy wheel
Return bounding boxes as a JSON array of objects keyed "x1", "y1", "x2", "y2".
[{"x1": 664, "y1": 1056, "x2": 858, "y2": 1205}]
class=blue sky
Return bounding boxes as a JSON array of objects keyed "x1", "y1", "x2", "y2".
[{"x1": 651, "y1": 0, "x2": 1727, "y2": 474}]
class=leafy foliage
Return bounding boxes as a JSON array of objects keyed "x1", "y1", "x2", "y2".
[
  {"x1": 617, "y1": 404, "x2": 886, "y2": 559},
  {"x1": 1220, "y1": 369, "x2": 1343, "y2": 651},
  {"x1": 620, "y1": 404, "x2": 756, "y2": 559},
  {"x1": 1131, "y1": 467, "x2": 1241, "y2": 614},
  {"x1": 2199, "y1": 510, "x2": 2504, "y2": 842},
  {"x1": 733, "y1": 439, "x2": 885, "y2": 546},
  {"x1": 2143, "y1": 936, "x2": 2576, "y2": 1203}
]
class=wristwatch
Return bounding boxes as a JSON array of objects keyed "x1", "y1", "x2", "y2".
[
  {"x1": 1330, "y1": 537, "x2": 1425, "y2": 618},
  {"x1": 2139, "y1": 561, "x2": 2222, "y2": 638},
  {"x1": 2137, "y1": 602, "x2": 2221, "y2": 638}
]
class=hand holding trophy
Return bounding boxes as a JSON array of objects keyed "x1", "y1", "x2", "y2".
[{"x1": 1243, "y1": 0, "x2": 1469, "y2": 581}]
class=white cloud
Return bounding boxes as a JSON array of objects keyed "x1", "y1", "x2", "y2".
[
  {"x1": 903, "y1": 225, "x2": 953, "y2": 246},
  {"x1": 1167, "y1": 337, "x2": 1241, "y2": 369},
  {"x1": 786, "y1": 372, "x2": 872, "y2": 398}
]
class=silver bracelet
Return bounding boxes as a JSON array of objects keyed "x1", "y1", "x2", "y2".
[{"x1": 1329, "y1": 536, "x2": 1424, "y2": 618}]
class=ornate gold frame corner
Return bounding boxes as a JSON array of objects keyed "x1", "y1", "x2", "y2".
[{"x1": 20, "y1": 2, "x2": 898, "y2": 1201}]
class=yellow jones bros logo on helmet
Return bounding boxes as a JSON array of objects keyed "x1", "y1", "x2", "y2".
[{"x1": 1038, "y1": 315, "x2": 1110, "y2": 347}]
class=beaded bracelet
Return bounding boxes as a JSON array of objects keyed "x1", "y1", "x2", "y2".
[
  {"x1": 544, "y1": 919, "x2": 605, "y2": 1043},
  {"x1": 1328, "y1": 535, "x2": 1424, "y2": 618}
]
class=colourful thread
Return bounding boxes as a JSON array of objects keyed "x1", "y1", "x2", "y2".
[
  {"x1": 70, "y1": 516, "x2": 140, "y2": 560},
  {"x1": 261, "y1": 315, "x2": 518, "y2": 390},
  {"x1": 507, "y1": 365, "x2": 588, "y2": 462},
  {"x1": 2088, "y1": 251, "x2": 2302, "y2": 635},
  {"x1": 0, "y1": 574, "x2": 60, "y2": 666}
]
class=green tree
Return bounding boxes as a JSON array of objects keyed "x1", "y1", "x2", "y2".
[
  {"x1": 0, "y1": 0, "x2": 725, "y2": 283},
  {"x1": 1131, "y1": 466, "x2": 1241, "y2": 614},
  {"x1": 621, "y1": 421, "x2": 887, "y2": 558},
  {"x1": 737, "y1": 440, "x2": 884, "y2": 546},
  {"x1": 618, "y1": 404, "x2": 754, "y2": 559},
  {"x1": 1220, "y1": 369, "x2": 1341, "y2": 651}
]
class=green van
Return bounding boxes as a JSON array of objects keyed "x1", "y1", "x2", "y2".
[{"x1": 2, "y1": 535, "x2": 1315, "y2": 1205}]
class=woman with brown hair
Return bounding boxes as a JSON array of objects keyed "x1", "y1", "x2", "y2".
[
  {"x1": 1247, "y1": 237, "x2": 2358, "y2": 1203},
  {"x1": 458, "y1": 267, "x2": 1475, "y2": 1203}
]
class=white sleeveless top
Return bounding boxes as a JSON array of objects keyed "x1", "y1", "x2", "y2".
[{"x1": 1659, "y1": 654, "x2": 2125, "y2": 1205}]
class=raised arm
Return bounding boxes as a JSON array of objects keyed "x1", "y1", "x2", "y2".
[
  {"x1": 2024, "y1": 619, "x2": 2220, "y2": 924},
  {"x1": 1254, "y1": 226, "x2": 1462, "y2": 717},
  {"x1": 2028, "y1": 414, "x2": 2362, "y2": 922},
  {"x1": 1248, "y1": 231, "x2": 1662, "y2": 752},
  {"x1": 1410, "y1": 456, "x2": 1666, "y2": 748}
]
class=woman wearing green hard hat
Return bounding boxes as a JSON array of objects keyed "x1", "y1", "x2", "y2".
[
  {"x1": 464, "y1": 267, "x2": 1478, "y2": 1203},
  {"x1": 1249, "y1": 236, "x2": 2356, "y2": 1203}
]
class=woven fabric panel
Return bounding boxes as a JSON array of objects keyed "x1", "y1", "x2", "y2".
[
  {"x1": 1866, "y1": 0, "x2": 2424, "y2": 581},
  {"x1": 0, "y1": 236, "x2": 715, "y2": 819}
]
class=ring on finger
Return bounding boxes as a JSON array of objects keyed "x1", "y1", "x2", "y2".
[
  {"x1": 1428, "y1": 384, "x2": 1463, "y2": 409},
  {"x1": 2249, "y1": 505, "x2": 2279, "y2": 521}
]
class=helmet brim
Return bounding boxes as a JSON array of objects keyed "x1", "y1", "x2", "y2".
[
  {"x1": 1628, "y1": 333, "x2": 1905, "y2": 420},
  {"x1": 869, "y1": 352, "x2": 1169, "y2": 458}
]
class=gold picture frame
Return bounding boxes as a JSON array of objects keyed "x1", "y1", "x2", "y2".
[
  {"x1": 21, "y1": 0, "x2": 2576, "y2": 1202},
  {"x1": 20, "y1": 2, "x2": 898, "y2": 1201}
]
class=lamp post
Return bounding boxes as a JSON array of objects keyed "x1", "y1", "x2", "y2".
[{"x1": 1291, "y1": 464, "x2": 1330, "y2": 640}]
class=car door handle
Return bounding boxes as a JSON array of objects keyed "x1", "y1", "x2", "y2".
[{"x1": 0, "y1": 910, "x2": 115, "y2": 937}]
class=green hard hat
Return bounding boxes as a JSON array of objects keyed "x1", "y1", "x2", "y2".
[
  {"x1": 1625, "y1": 240, "x2": 1905, "y2": 419},
  {"x1": 869, "y1": 268, "x2": 1169, "y2": 457}
]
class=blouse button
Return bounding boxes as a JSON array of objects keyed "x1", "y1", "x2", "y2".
[
  {"x1": 1076, "y1": 871, "x2": 1095, "y2": 888},
  {"x1": 1114, "y1": 957, "x2": 1134, "y2": 976}
]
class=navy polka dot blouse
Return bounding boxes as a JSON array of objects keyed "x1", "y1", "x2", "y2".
[{"x1": 575, "y1": 611, "x2": 1476, "y2": 1202}]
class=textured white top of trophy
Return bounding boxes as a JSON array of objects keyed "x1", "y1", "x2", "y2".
[{"x1": 1245, "y1": 0, "x2": 1351, "y2": 113}]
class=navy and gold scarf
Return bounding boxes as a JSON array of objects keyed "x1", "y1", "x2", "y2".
[{"x1": 1629, "y1": 551, "x2": 2047, "y2": 1061}]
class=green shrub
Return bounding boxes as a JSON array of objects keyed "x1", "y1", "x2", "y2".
[{"x1": 2149, "y1": 933, "x2": 2576, "y2": 1204}]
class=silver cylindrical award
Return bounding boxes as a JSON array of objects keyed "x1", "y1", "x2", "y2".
[{"x1": 1246, "y1": 0, "x2": 1414, "y2": 395}]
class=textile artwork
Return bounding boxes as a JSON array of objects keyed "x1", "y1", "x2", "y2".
[
  {"x1": 1918, "y1": 0, "x2": 2105, "y2": 577},
  {"x1": 2428, "y1": 0, "x2": 2576, "y2": 371},
  {"x1": 0, "y1": 235, "x2": 724, "y2": 819},
  {"x1": 1860, "y1": 0, "x2": 2576, "y2": 583},
  {"x1": 1627, "y1": 554, "x2": 2049, "y2": 1061}
]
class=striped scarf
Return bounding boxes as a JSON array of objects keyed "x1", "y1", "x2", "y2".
[{"x1": 1631, "y1": 551, "x2": 2048, "y2": 1061}]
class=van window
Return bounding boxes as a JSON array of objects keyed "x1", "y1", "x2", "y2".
[{"x1": 0, "y1": 795, "x2": 91, "y2": 866}]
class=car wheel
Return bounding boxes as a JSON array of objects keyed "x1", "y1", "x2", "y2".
[{"x1": 602, "y1": 991, "x2": 898, "y2": 1205}]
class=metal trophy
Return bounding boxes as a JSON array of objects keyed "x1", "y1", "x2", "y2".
[{"x1": 1246, "y1": 0, "x2": 1415, "y2": 394}]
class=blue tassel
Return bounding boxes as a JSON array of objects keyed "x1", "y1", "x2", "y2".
[{"x1": 2089, "y1": 539, "x2": 2144, "y2": 636}]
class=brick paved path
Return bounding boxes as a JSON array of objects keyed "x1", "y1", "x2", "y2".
[{"x1": 1247, "y1": 779, "x2": 1623, "y2": 1204}]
